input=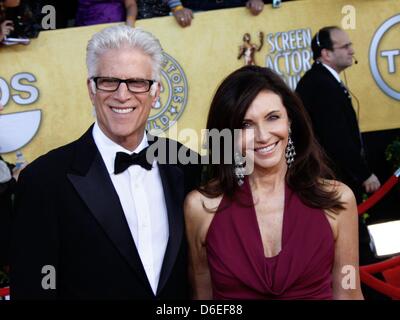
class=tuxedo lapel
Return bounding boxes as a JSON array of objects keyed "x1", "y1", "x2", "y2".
[
  {"x1": 67, "y1": 127, "x2": 153, "y2": 295},
  {"x1": 314, "y1": 62, "x2": 347, "y2": 97},
  {"x1": 314, "y1": 63, "x2": 359, "y2": 127}
]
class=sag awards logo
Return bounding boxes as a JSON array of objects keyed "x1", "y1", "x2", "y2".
[
  {"x1": 147, "y1": 52, "x2": 188, "y2": 133},
  {"x1": 369, "y1": 14, "x2": 400, "y2": 101},
  {"x1": 238, "y1": 32, "x2": 264, "y2": 66},
  {"x1": 0, "y1": 73, "x2": 41, "y2": 153},
  {"x1": 262, "y1": 29, "x2": 313, "y2": 90}
]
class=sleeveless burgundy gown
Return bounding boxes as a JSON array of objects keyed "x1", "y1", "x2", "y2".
[{"x1": 206, "y1": 178, "x2": 335, "y2": 299}]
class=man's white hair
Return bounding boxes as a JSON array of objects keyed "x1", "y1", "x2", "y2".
[{"x1": 86, "y1": 25, "x2": 164, "y2": 81}]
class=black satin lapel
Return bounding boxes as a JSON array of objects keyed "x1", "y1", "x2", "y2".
[
  {"x1": 156, "y1": 163, "x2": 185, "y2": 295},
  {"x1": 67, "y1": 153, "x2": 153, "y2": 294}
]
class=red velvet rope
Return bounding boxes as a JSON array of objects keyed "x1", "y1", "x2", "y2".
[
  {"x1": 360, "y1": 271, "x2": 400, "y2": 299},
  {"x1": 360, "y1": 256, "x2": 400, "y2": 299},
  {"x1": 358, "y1": 168, "x2": 400, "y2": 215},
  {"x1": 361, "y1": 255, "x2": 400, "y2": 273},
  {"x1": 0, "y1": 287, "x2": 9, "y2": 298}
]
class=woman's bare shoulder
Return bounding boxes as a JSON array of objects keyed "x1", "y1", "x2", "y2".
[
  {"x1": 184, "y1": 190, "x2": 223, "y2": 221},
  {"x1": 321, "y1": 179, "x2": 356, "y2": 206},
  {"x1": 321, "y1": 180, "x2": 358, "y2": 240},
  {"x1": 184, "y1": 190, "x2": 223, "y2": 245}
]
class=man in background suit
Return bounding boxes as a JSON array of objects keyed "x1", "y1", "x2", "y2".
[
  {"x1": 11, "y1": 25, "x2": 200, "y2": 299},
  {"x1": 295, "y1": 27, "x2": 381, "y2": 274},
  {"x1": 296, "y1": 26, "x2": 380, "y2": 204}
]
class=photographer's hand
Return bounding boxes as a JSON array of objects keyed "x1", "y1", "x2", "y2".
[
  {"x1": 0, "y1": 20, "x2": 14, "y2": 42},
  {"x1": 246, "y1": 0, "x2": 264, "y2": 15}
]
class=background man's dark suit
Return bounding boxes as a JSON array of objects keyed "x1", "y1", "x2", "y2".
[
  {"x1": 10, "y1": 126, "x2": 200, "y2": 299},
  {"x1": 296, "y1": 62, "x2": 375, "y2": 267},
  {"x1": 296, "y1": 62, "x2": 371, "y2": 202}
]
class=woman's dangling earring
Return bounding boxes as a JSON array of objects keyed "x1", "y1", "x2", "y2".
[
  {"x1": 285, "y1": 128, "x2": 296, "y2": 167},
  {"x1": 234, "y1": 152, "x2": 245, "y2": 186}
]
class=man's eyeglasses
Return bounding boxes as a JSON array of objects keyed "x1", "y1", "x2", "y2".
[
  {"x1": 332, "y1": 42, "x2": 353, "y2": 51},
  {"x1": 91, "y1": 77, "x2": 155, "y2": 93}
]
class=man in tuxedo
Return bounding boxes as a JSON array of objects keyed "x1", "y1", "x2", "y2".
[
  {"x1": 11, "y1": 25, "x2": 200, "y2": 299},
  {"x1": 295, "y1": 27, "x2": 381, "y2": 273}
]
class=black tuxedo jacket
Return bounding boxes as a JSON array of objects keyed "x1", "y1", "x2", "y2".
[
  {"x1": 296, "y1": 62, "x2": 371, "y2": 199},
  {"x1": 10, "y1": 126, "x2": 201, "y2": 299}
]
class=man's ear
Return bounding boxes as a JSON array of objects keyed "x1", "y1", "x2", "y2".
[
  {"x1": 150, "y1": 82, "x2": 160, "y2": 107},
  {"x1": 320, "y1": 48, "x2": 332, "y2": 62},
  {"x1": 150, "y1": 82, "x2": 158, "y2": 97},
  {"x1": 87, "y1": 78, "x2": 96, "y2": 104}
]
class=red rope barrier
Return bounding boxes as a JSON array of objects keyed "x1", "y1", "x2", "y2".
[
  {"x1": 361, "y1": 255, "x2": 400, "y2": 274},
  {"x1": 358, "y1": 168, "x2": 400, "y2": 215},
  {"x1": 360, "y1": 256, "x2": 400, "y2": 299},
  {"x1": 360, "y1": 270, "x2": 400, "y2": 299},
  {"x1": 0, "y1": 287, "x2": 9, "y2": 298}
]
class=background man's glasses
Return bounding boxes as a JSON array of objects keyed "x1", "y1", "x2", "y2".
[
  {"x1": 332, "y1": 42, "x2": 353, "y2": 51},
  {"x1": 92, "y1": 77, "x2": 155, "y2": 93}
]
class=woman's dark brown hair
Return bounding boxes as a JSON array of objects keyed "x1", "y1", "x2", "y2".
[{"x1": 200, "y1": 65, "x2": 344, "y2": 212}]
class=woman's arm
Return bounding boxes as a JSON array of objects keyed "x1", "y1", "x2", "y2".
[
  {"x1": 184, "y1": 191, "x2": 213, "y2": 299},
  {"x1": 330, "y1": 183, "x2": 364, "y2": 300},
  {"x1": 124, "y1": 0, "x2": 137, "y2": 26}
]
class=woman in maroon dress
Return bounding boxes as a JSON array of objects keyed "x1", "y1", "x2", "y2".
[{"x1": 184, "y1": 66, "x2": 364, "y2": 300}]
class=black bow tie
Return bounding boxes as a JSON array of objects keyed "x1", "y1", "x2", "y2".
[{"x1": 114, "y1": 147, "x2": 153, "y2": 174}]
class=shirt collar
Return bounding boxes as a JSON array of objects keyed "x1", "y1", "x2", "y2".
[
  {"x1": 321, "y1": 62, "x2": 342, "y2": 83},
  {"x1": 92, "y1": 122, "x2": 149, "y2": 174}
]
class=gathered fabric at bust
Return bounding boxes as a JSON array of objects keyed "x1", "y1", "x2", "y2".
[{"x1": 206, "y1": 177, "x2": 335, "y2": 300}]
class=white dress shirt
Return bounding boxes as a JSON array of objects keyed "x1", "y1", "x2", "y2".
[{"x1": 92, "y1": 122, "x2": 169, "y2": 294}]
